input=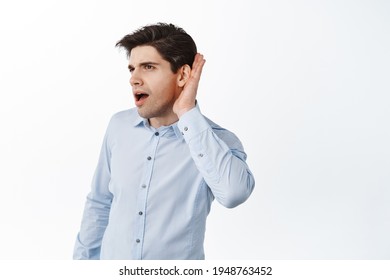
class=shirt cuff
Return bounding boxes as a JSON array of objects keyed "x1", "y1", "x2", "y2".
[{"x1": 177, "y1": 105, "x2": 211, "y2": 142}]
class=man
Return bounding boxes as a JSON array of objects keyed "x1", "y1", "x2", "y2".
[{"x1": 73, "y1": 23, "x2": 255, "y2": 260}]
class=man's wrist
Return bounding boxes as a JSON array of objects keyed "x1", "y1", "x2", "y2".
[
  {"x1": 176, "y1": 105, "x2": 195, "y2": 119},
  {"x1": 177, "y1": 105, "x2": 210, "y2": 141}
]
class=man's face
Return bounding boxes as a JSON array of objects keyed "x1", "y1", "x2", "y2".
[{"x1": 128, "y1": 45, "x2": 181, "y2": 127}]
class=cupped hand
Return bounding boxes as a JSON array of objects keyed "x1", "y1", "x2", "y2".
[{"x1": 173, "y1": 53, "x2": 206, "y2": 118}]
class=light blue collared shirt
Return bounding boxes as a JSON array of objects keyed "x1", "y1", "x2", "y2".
[{"x1": 73, "y1": 105, "x2": 255, "y2": 260}]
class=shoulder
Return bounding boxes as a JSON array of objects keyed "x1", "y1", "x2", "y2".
[
  {"x1": 106, "y1": 108, "x2": 140, "y2": 128},
  {"x1": 110, "y1": 108, "x2": 139, "y2": 123}
]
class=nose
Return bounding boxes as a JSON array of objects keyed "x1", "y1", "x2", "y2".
[{"x1": 130, "y1": 69, "x2": 143, "y2": 86}]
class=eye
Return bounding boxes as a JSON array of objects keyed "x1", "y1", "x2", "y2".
[
  {"x1": 144, "y1": 64, "x2": 154, "y2": 70},
  {"x1": 128, "y1": 67, "x2": 134, "y2": 73}
]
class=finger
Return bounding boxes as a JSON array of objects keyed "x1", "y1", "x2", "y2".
[
  {"x1": 191, "y1": 53, "x2": 206, "y2": 79},
  {"x1": 194, "y1": 53, "x2": 205, "y2": 68}
]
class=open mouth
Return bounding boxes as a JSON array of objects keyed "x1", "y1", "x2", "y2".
[
  {"x1": 135, "y1": 93, "x2": 148, "y2": 101},
  {"x1": 134, "y1": 92, "x2": 149, "y2": 106}
]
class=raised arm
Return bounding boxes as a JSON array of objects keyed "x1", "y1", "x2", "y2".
[{"x1": 175, "y1": 54, "x2": 255, "y2": 207}]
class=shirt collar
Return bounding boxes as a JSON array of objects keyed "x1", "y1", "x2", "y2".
[
  {"x1": 132, "y1": 110, "x2": 183, "y2": 140},
  {"x1": 132, "y1": 112, "x2": 149, "y2": 127}
]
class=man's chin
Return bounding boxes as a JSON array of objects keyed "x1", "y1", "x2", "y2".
[
  {"x1": 137, "y1": 107, "x2": 156, "y2": 120},
  {"x1": 137, "y1": 108, "x2": 148, "y2": 119}
]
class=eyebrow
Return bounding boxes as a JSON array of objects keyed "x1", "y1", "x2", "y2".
[{"x1": 128, "y1": 62, "x2": 160, "y2": 70}]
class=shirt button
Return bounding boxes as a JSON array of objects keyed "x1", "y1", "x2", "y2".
[
  {"x1": 147, "y1": 156, "x2": 152, "y2": 160},
  {"x1": 139, "y1": 211, "x2": 143, "y2": 215},
  {"x1": 141, "y1": 184, "x2": 147, "y2": 188},
  {"x1": 198, "y1": 153, "x2": 204, "y2": 157},
  {"x1": 154, "y1": 132, "x2": 159, "y2": 136},
  {"x1": 136, "y1": 239, "x2": 140, "y2": 243},
  {"x1": 184, "y1": 127, "x2": 188, "y2": 131}
]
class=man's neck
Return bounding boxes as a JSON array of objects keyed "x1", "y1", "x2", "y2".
[{"x1": 148, "y1": 114, "x2": 179, "y2": 128}]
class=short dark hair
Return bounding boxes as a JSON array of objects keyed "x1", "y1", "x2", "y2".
[{"x1": 116, "y1": 23, "x2": 197, "y2": 73}]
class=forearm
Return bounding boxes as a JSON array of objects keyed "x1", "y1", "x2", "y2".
[
  {"x1": 178, "y1": 107, "x2": 255, "y2": 208},
  {"x1": 73, "y1": 191, "x2": 112, "y2": 259}
]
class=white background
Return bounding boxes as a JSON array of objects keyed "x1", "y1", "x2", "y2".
[{"x1": 0, "y1": 0, "x2": 389, "y2": 260}]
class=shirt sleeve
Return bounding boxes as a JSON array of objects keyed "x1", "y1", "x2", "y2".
[
  {"x1": 177, "y1": 106, "x2": 255, "y2": 208},
  {"x1": 73, "y1": 122, "x2": 113, "y2": 260}
]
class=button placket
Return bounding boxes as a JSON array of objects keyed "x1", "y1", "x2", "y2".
[{"x1": 135, "y1": 131, "x2": 161, "y2": 259}]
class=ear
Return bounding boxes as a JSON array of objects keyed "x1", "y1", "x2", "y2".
[{"x1": 177, "y1": 64, "x2": 191, "y2": 87}]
